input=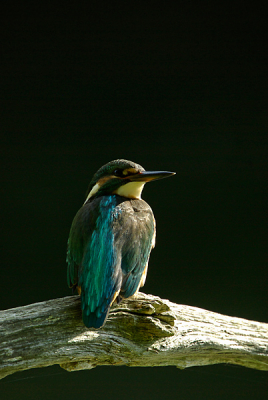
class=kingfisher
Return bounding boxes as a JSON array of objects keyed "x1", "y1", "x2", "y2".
[{"x1": 67, "y1": 159, "x2": 175, "y2": 329}]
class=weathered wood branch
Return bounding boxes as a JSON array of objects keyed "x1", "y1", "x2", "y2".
[{"x1": 1, "y1": 293, "x2": 268, "y2": 380}]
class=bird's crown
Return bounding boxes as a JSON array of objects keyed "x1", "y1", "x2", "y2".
[{"x1": 90, "y1": 159, "x2": 145, "y2": 186}]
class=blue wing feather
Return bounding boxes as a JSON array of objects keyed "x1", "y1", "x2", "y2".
[{"x1": 67, "y1": 196, "x2": 123, "y2": 328}]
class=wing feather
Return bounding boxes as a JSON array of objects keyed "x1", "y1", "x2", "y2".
[{"x1": 67, "y1": 196, "x2": 122, "y2": 328}]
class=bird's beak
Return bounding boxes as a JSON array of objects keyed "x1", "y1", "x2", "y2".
[{"x1": 128, "y1": 171, "x2": 176, "y2": 182}]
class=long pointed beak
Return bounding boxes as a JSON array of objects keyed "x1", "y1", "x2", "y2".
[{"x1": 129, "y1": 170, "x2": 176, "y2": 182}]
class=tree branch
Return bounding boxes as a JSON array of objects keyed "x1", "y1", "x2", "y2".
[{"x1": 1, "y1": 293, "x2": 267, "y2": 380}]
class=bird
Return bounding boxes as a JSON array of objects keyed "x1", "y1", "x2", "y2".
[{"x1": 67, "y1": 159, "x2": 175, "y2": 329}]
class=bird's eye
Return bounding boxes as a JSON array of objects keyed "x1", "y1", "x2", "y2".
[{"x1": 113, "y1": 169, "x2": 123, "y2": 177}]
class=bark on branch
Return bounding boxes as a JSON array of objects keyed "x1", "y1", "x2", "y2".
[{"x1": 1, "y1": 293, "x2": 268, "y2": 380}]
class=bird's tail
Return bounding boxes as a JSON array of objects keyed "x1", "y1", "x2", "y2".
[
  {"x1": 82, "y1": 289, "x2": 122, "y2": 328},
  {"x1": 82, "y1": 308, "x2": 109, "y2": 329}
]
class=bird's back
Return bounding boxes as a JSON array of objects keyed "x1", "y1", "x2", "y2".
[{"x1": 67, "y1": 194, "x2": 155, "y2": 328}]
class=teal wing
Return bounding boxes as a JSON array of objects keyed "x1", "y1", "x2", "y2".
[
  {"x1": 67, "y1": 198, "x2": 99, "y2": 290},
  {"x1": 67, "y1": 196, "x2": 122, "y2": 328}
]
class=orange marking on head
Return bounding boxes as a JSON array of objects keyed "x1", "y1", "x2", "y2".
[
  {"x1": 98, "y1": 176, "x2": 113, "y2": 185},
  {"x1": 122, "y1": 167, "x2": 139, "y2": 176}
]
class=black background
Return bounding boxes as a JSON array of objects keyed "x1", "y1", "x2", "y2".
[{"x1": 1, "y1": 2, "x2": 267, "y2": 399}]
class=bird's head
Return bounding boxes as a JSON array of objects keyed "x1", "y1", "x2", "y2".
[{"x1": 84, "y1": 159, "x2": 175, "y2": 202}]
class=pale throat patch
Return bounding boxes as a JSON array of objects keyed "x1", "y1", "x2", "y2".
[
  {"x1": 84, "y1": 183, "x2": 100, "y2": 203},
  {"x1": 84, "y1": 180, "x2": 145, "y2": 202},
  {"x1": 115, "y1": 181, "x2": 145, "y2": 199}
]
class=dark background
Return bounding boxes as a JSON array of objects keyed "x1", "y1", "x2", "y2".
[{"x1": 1, "y1": 2, "x2": 267, "y2": 399}]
